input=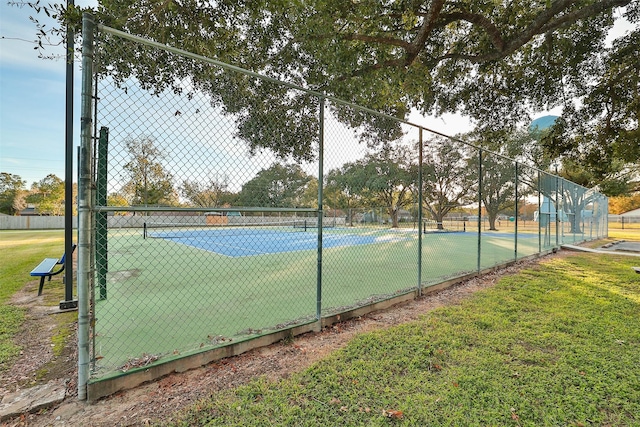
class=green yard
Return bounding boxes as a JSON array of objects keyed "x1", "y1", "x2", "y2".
[{"x1": 167, "y1": 251, "x2": 640, "y2": 426}]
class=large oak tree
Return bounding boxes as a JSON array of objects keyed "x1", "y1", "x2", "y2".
[{"x1": 26, "y1": 1, "x2": 636, "y2": 173}]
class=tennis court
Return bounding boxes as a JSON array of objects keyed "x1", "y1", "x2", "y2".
[
  {"x1": 144, "y1": 223, "x2": 412, "y2": 257},
  {"x1": 91, "y1": 225, "x2": 546, "y2": 378}
]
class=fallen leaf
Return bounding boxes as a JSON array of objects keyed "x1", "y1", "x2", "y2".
[{"x1": 382, "y1": 409, "x2": 404, "y2": 419}]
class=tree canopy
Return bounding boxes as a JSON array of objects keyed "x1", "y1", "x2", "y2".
[
  {"x1": 0, "y1": 172, "x2": 27, "y2": 215},
  {"x1": 237, "y1": 163, "x2": 314, "y2": 208},
  {"x1": 24, "y1": 0, "x2": 638, "y2": 191},
  {"x1": 121, "y1": 136, "x2": 178, "y2": 206}
]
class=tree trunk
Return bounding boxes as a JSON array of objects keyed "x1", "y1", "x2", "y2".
[{"x1": 488, "y1": 212, "x2": 498, "y2": 231}]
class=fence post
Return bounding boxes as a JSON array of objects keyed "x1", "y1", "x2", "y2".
[
  {"x1": 549, "y1": 165, "x2": 560, "y2": 247},
  {"x1": 62, "y1": 0, "x2": 76, "y2": 311},
  {"x1": 538, "y1": 171, "x2": 542, "y2": 252},
  {"x1": 417, "y1": 127, "x2": 423, "y2": 296},
  {"x1": 477, "y1": 148, "x2": 482, "y2": 273},
  {"x1": 77, "y1": 12, "x2": 95, "y2": 401},
  {"x1": 96, "y1": 127, "x2": 109, "y2": 300},
  {"x1": 316, "y1": 97, "x2": 324, "y2": 327},
  {"x1": 514, "y1": 162, "x2": 518, "y2": 261}
]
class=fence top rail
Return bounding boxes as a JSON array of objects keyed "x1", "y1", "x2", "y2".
[
  {"x1": 95, "y1": 19, "x2": 597, "y2": 196},
  {"x1": 94, "y1": 206, "x2": 319, "y2": 213}
]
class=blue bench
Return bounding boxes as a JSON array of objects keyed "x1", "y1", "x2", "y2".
[{"x1": 30, "y1": 244, "x2": 77, "y2": 296}]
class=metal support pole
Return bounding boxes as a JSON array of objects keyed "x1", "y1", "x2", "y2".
[
  {"x1": 316, "y1": 98, "x2": 324, "y2": 325},
  {"x1": 62, "y1": 0, "x2": 77, "y2": 310},
  {"x1": 549, "y1": 165, "x2": 560, "y2": 248},
  {"x1": 514, "y1": 162, "x2": 518, "y2": 261},
  {"x1": 96, "y1": 127, "x2": 109, "y2": 300},
  {"x1": 417, "y1": 128, "x2": 423, "y2": 296},
  {"x1": 538, "y1": 171, "x2": 541, "y2": 252},
  {"x1": 477, "y1": 149, "x2": 482, "y2": 273},
  {"x1": 77, "y1": 12, "x2": 95, "y2": 401}
]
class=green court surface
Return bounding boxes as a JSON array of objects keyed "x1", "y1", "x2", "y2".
[{"x1": 92, "y1": 227, "x2": 544, "y2": 377}]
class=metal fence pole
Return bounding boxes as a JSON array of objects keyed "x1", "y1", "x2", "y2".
[
  {"x1": 96, "y1": 127, "x2": 109, "y2": 300},
  {"x1": 77, "y1": 12, "x2": 95, "y2": 401},
  {"x1": 555, "y1": 168, "x2": 559, "y2": 247},
  {"x1": 514, "y1": 162, "x2": 518, "y2": 261},
  {"x1": 477, "y1": 148, "x2": 482, "y2": 273},
  {"x1": 606, "y1": 196, "x2": 609, "y2": 237},
  {"x1": 62, "y1": 0, "x2": 76, "y2": 310},
  {"x1": 417, "y1": 127, "x2": 423, "y2": 296},
  {"x1": 316, "y1": 97, "x2": 324, "y2": 325},
  {"x1": 538, "y1": 171, "x2": 542, "y2": 252}
]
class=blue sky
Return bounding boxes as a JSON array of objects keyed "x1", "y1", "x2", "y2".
[
  {"x1": 1, "y1": 1, "x2": 96, "y2": 186},
  {"x1": 0, "y1": 3, "x2": 634, "y2": 188}
]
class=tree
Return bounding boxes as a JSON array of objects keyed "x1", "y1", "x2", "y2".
[
  {"x1": 324, "y1": 165, "x2": 366, "y2": 226},
  {"x1": 179, "y1": 177, "x2": 231, "y2": 208},
  {"x1": 421, "y1": 137, "x2": 476, "y2": 229},
  {"x1": 0, "y1": 172, "x2": 27, "y2": 215},
  {"x1": 29, "y1": 174, "x2": 66, "y2": 215},
  {"x1": 467, "y1": 129, "x2": 535, "y2": 230},
  {"x1": 237, "y1": 163, "x2": 314, "y2": 208},
  {"x1": 26, "y1": 0, "x2": 632, "y2": 162},
  {"x1": 107, "y1": 192, "x2": 129, "y2": 215},
  {"x1": 609, "y1": 194, "x2": 640, "y2": 214},
  {"x1": 332, "y1": 146, "x2": 415, "y2": 228},
  {"x1": 539, "y1": 8, "x2": 639, "y2": 194},
  {"x1": 121, "y1": 136, "x2": 177, "y2": 206}
]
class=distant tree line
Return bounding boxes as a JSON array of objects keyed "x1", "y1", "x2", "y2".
[
  {"x1": 3, "y1": 128, "x2": 636, "y2": 221},
  {"x1": 0, "y1": 173, "x2": 76, "y2": 216}
]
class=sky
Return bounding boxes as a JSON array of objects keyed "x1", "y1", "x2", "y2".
[{"x1": 0, "y1": 3, "x2": 635, "y2": 187}]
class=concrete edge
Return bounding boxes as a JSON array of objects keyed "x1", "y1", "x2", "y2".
[{"x1": 561, "y1": 244, "x2": 640, "y2": 257}]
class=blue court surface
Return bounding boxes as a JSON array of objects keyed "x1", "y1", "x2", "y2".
[{"x1": 148, "y1": 228, "x2": 410, "y2": 257}]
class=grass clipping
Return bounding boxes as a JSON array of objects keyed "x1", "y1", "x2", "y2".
[{"x1": 169, "y1": 253, "x2": 640, "y2": 426}]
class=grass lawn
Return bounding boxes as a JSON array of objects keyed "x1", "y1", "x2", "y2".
[
  {"x1": 0, "y1": 230, "x2": 65, "y2": 369},
  {"x1": 167, "y1": 251, "x2": 640, "y2": 426}
]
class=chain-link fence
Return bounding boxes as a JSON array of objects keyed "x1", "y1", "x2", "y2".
[{"x1": 77, "y1": 15, "x2": 608, "y2": 396}]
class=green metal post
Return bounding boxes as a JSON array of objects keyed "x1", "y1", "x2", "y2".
[
  {"x1": 538, "y1": 171, "x2": 542, "y2": 252},
  {"x1": 477, "y1": 149, "x2": 482, "y2": 273},
  {"x1": 555, "y1": 167, "x2": 559, "y2": 247},
  {"x1": 417, "y1": 128, "x2": 423, "y2": 296},
  {"x1": 96, "y1": 127, "x2": 109, "y2": 300},
  {"x1": 514, "y1": 162, "x2": 518, "y2": 261},
  {"x1": 316, "y1": 98, "x2": 324, "y2": 325}
]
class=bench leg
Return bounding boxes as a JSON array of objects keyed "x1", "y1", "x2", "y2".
[{"x1": 38, "y1": 277, "x2": 46, "y2": 296}]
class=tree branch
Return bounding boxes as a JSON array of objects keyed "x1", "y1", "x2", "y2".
[
  {"x1": 433, "y1": 0, "x2": 631, "y2": 64},
  {"x1": 405, "y1": 0, "x2": 446, "y2": 64},
  {"x1": 441, "y1": 11, "x2": 505, "y2": 52},
  {"x1": 339, "y1": 34, "x2": 412, "y2": 49}
]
